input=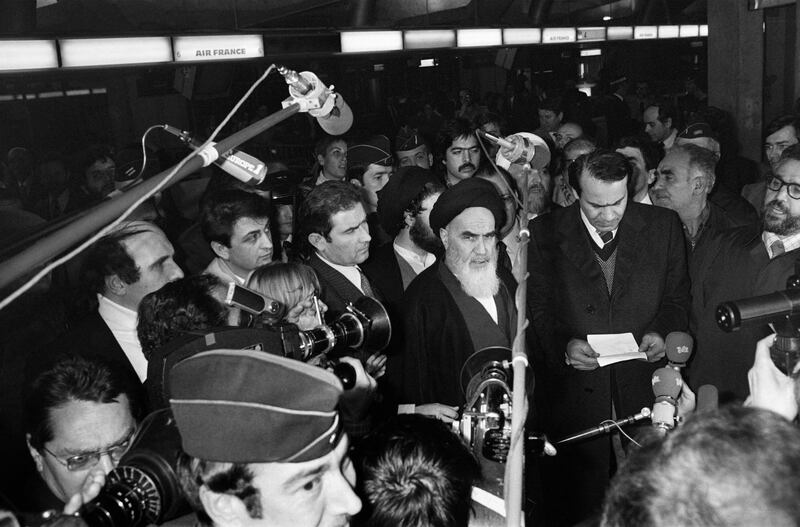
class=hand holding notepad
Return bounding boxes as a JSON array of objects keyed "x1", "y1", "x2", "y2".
[{"x1": 587, "y1": 333, "x2": 648, "y2": 367}]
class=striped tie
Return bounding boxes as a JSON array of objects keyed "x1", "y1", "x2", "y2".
[{"x1": 598, "y1": 230, "x2": 614, "y2": 245}]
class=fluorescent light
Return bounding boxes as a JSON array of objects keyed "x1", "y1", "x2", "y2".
[
  {"x1": 603, "y1": 16, "x2": 612, "y2": 21},
  {"x1": 0, "y1": 40, "x2": 58, "y2": 71},
  {"x1": 419, "y1": 58, "x2": 436, "y2": 68},
  {"x1": 580, "y1": 48, "x2": 602, "y2": 57},
  {"x1": 577, "y1": 27, "x2": 606, "y2": 41},
  {"x1": 92, "y1": 87, "x2": 107, "y2": 94},
  {"x1": 503, "y1": 28, "x2": 541, "y2": 45},
  {"x1": 0, "y1": 95, "x2": 14, "y2": 101},
  {"x1": 404, "y1": 29, "x2": 455, "y2": 49},
  {"x1": 542, "y1": 28, "x2": 576, "y2": 44},
  {"x1": 700, "y1": 24, "x2": 709, "y2": 37},
  {"x1": 457, "y1": 28, "x2": 502, "y2": 48},
  {"x1": 658, "y1": 25, "x2": 680, "y2": 39},
  {"x1": 634, "y1": 26, "x2": 658, "y2": 39},
  {"x1": 173, "y1": 34, "x2": 263, "y2": 62},
  {"x1": 61, "y1": 37, "x2": 172, "y2": 67},
  {"x1": 38, "y1": 91, "x2": 64, "y2": 98},
  {"x1": 340, "y1": 31, "x2": 402, "y2": 53},
  {"x1": 607, "y1": 26, "x2": 633, "y2": 40},
  {"x1": 679, "y1": 25, "x2": 700, "y2": 38}
]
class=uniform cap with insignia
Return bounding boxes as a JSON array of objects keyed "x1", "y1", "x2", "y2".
[
  {"x1": 395, "y1": 127, "x2": 426, "y2": 153},
  {"x1": 678, "y1": 122, "x2": 717, "y2": 140},
  {"x1": 169, "y1": 349, "x2": 343, "y2": 463}
]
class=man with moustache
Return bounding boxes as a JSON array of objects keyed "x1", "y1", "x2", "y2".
[
  {"x1": 528, "y1": 149, "x2": 690, "y2": 525},
  {"x1": 394, "y1": 126, "x2": 433, "y2": 169},
  {"x1": 690, "y1": 144, "x2": 800, "y2": 402},
  {"x1": 394, "y1": 178, "x2": 514, "y2": 421},
  {"x1": 435, "y1": 118, "x2": 481, "y2": 187}
]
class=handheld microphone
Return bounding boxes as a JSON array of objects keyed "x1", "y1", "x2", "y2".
[
  {"x1": 478, "y1": 130, "x2": 551, "y2": 170},
  {"x1": 651, "y1": 367, "x2": 683, "y2": 432},
  {"x1": 696, "y1": 384, "x2": 719, "y2": 413},
  {"x1": 665, "y1": 331, "x2": 693, "y2": 370},
  {"x1": 278, "y1": 66, "x2": 353, "y2": 136},
  {"x1": 225, "y1": 282, "x2": 285, "y2": 319},
  {"x1": 555, "y1": 407, "x2": 651, "y2": 445},
  {"x1": 162, "y1": 125, "x2": 267, "y2": 185}
]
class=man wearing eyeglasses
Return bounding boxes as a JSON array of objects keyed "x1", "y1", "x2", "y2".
[
  {"x1": 690, "y1": 144, "x2": 800, "y2": 402},
  {"x1": 21, "y1": 356, "x2": 140, "y2": 513}
]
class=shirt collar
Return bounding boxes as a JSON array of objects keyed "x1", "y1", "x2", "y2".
[
  {"x1": 393, "y1": 241, "x2": 435, "y2": 270},
  {"x1": 580, "y1": 208, "x2": 618, "y2": 247},
  {"x1": 762, "y1": 230, "x2": 800, "y2": 259},
  {"x1": 316, "y1": 252, "x2": 364, "y2": 291}
]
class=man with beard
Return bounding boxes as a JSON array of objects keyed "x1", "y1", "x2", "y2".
[
  {"x1": 742, "y1": 115, "x2": 800, "y2": 215},
  {"x1": 616, "y1": 135, "x2": 660, "y2": 204},
  {"x1": 528, "y1": 149, "x2": 690, "y2": 526},
  {"x1": 435, "y1": 118, "x2": 481, "y2": 187},
  {"x1": 689, "y1": 144, "x2": 800, "y2": 402},
  {"x1": 393, "y1": 177, "x2": 514, "y2": 421}
]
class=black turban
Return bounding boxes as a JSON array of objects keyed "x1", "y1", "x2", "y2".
[
  {"x1": 429, "y1": 177, "x2": 505, "y2": 238},
  {"x1": 377, "y1": 166, "x2": 439, "y2": 237}
]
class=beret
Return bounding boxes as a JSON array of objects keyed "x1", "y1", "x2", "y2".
[
  {"x1": 377, "y1": 166, "x2": 439, "y2": 237},
  {"x1": 348, "y1": 135, "x2": 393, "y2": 168},
  {"x1": 429, "y1": 177, "x2": 505, "y2": 237},
  {"x1": 169, "y1": 349, "x2": 343, "y2": 463}
]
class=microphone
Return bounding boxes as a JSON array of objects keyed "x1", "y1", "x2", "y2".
[
  {"x1": 651, "y1": 367, "x2": 683, "y2": 432},
  {"x1": 665, "y1": 331, "x2": 693, "y2": 370},
  {"x1": 555, "y1": 407, "x2": 651, "y2": 445},
  {"x1": 162, "y1": 125, "x2": 267, "y2": 185},
  {"x1": 696, "y1": 384, "x2": 719, "y2": 413},
  {"x1": 478, "y1": 130, "x2": 551, "y2": 170},
  {"x1": 278, "y1": 66, "x2": 353, "y2": 136}
]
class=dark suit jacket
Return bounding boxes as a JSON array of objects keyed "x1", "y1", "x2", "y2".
[
  {"x1": 307, "y1": 252, "x2": 378, "y2": 320},
  {"x1": 527, "y1": 202, "x2": 690, "y2": 525},
  {"x1": 361, "y1": 243, "x2": 405, "y2": 314},
  {"x1": 690, "y1": 224, "x2": 798, "y2": 401}
]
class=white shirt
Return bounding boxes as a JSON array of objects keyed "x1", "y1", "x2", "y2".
[
  {"x1": 97, "y1": 294, "x2": 147, "y2": 382},
  {"x1": 317, "y1": 252, "x2": 365, "y2": 292},
  {"x1": 662, "y1": 129, "x2": 678, "y2": 151},
  {"x1": 476, "y1": 296, "x2": 499, "y2": 324},
  {"x1": 636, "y1": 192, "x2": 653, "y2": 205},
  {"x1": 762, "y1": 230, "x2": 800, "y2": 259},
  {"x1": 205, "y1": 257, "x2": 248, "y2": 285},
  {"x1": 580, "y1": 208, "x2": 618, "y2": 247},
  {"x1": 393, "y1": 241, "x2": 435, "y2": 275}
]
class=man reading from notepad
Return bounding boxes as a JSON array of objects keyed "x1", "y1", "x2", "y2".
[{"x1": 527, "y1": 149, "x2": 690, "y2": 526}]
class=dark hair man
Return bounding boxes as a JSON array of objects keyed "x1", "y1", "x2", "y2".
[
  {"x1": 297, "y1": 181, "x2": 376, "y2": 317},
  {"x1": 173, "y1": 350, "x2": 363, "y2": 527},
  {"x1": 554, "y1": 137, "x2": 597, "y2": 208},
  {"x1": 643, "y1": 102, "x2": 679, "y2": 150},
  {"x1": 356, "y1": 415, "x2": 480, "y2": 527},
  {"x1": 45, "y1": 221, "x2": 184, "y2": 387},
  {"x1": 23, "y1": 356, "x2": 140, "y2": 511},
  {"x1": 201, "y1": 189, "x2": 273, "y2": 284},
  {"x1": 527, "y1": 149, "x2": 690, "y2": 524},
  {"x1": 555, "y1": 122, "x2": 583, "y2": 151},
  {"x1": 600, "y1": 406, "x2": 800, "y2": 527},
  {"x1": 743, "y1": 114, "x2": 800, "y2": 215},
  {"x1": 395, "y1": 177, "x2": 514, "y2": 421},
  {"x1": 395, "y1": 127, "x2": 433, "y2": 170},
  {"x1": 346, "y1": 135, "x2": 394, "y2": 251},
  {"x1": 690, "y1": 144, "x2": 800, "y2": 402},
  {"x1": 616, "y1": 135, "x2": 661, "y2": 204},
  {"x1": 435, "y1": 118, "x2": 481, "y2": 187},
  {"x1": 65, "y1": 144, "x2": 117, "y2": 213}
]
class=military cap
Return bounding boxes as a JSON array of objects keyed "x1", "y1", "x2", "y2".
[
  {"x1": 169, "y1": 349, "x2": 342, "y2": 463},
  {"x1": 678, "y1": 122, "x2": 717, "y2": 140},
  {"x1": 395, "y1": 127, "x2": 426, "y2": 152},
  {"x1": 429, "y1": 177, "x2": 506, "y2": 237},
  {"x1": 348, "y1": 135, "x2": 393, "y2": 168}
]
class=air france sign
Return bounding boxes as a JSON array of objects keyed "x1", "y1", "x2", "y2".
[{"x1": 174, "y1": 35, "x2": 264, "y2": 62}]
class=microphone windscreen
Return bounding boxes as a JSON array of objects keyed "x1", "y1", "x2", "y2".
[
  {"x1": 317, "y1": 95, "x2": 353, "y2": 136},
  {"x1": 696, "y1": 384, "x2": 719, "y2": 413},
  {"x1": 652, "y1": 367, "x2": 682, "y2": 400},
  {"x1": 665, "y1": 331, "x2": 693, "y2": 366},
  {"x1": 495, "y1": 132, "x2": 550, "y2": 170}
]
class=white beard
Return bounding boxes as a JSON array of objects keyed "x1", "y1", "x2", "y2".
[{"x1": 447, "y1": 246, "x2": 500, "y2": 298}]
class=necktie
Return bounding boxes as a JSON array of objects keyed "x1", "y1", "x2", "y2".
[
  {"x1": 359, "y1": 268, "x2": 376, "y2": 297},
  {"x1": 598, "y1": 230, "x2": 614, "y2": 245},
  {"x1": 771, "y1": 240, "x2": 785, "y2": 258}
]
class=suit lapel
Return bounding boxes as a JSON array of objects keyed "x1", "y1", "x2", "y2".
[
  {"x1": 308, "y1": 253, "x2": 364, "y2": 307},
  {"x1": 557, "y1": 205, "x2": 607, "y2": 297}
]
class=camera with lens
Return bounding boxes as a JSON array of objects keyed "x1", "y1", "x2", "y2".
[{"x1": 716, "y1": 273, "x2": 800, "y2": 375}]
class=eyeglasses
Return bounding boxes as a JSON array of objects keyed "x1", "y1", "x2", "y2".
[
  {"x1": 767, "y1": 175, "x2": 800, "y2": 200},
  {"x1": 42, "y1": 429, "x2": 135, "y2": 471}
]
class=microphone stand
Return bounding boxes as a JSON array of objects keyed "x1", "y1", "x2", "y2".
[
  {"x1": 0, "y1": 95, "x2": 304, "y2": 294},
  {"x1": 505, "y1": 163, "x2": 532, "y2": 527}
]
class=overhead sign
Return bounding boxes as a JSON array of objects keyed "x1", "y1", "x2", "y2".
[
  {"x1": 174, "y1": 35, "x2": 263, "y2": 62},
  {"x1": 61, "y1": 37, "x2": 172, "y2": 68},
  {"x1": 0, "y1": 40, "x2": 58, "y2": 71},
  {"x1": 577, "y1": 27, "x2": 606, "y2": 42},
  {"x1": 542, "y1": 28, "x2": 576, "y2": 44},
  {"x1": 607, "y1": 26, "x2": 633, "y2": 40},
  {"x1": 634, "y1": 26, "x2": 658, "y2": 39}
]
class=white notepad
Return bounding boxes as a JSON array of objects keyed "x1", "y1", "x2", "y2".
[{"x1": 587, "y1": 332, "x2": 647, "y2": 367}]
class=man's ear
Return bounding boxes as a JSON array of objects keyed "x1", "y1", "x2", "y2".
[
  {"x1": 403, "y1": 210, "x2": 415, "y2": 229},
  {"x1": 439, "y1": 228, "x2": 449, "y2": 250},
  {"x1": 665, "y1": 117, "x2": 673, "y2": 130},
  {"x1": 308, "y1": 232, "x2": 327, "y2": 253},
  {"x1": 350, "y1": 179, "x2": 363, "y2": 188},
  {"x1": 427, "y1": 153, "x2": 434, "y2": 167},
  {"x1": 26, "y1": 434, "x2": 44, "y2": 472},
  {"x1": 105, "y1": 274, "x2": 127, "y2": 297},
  {"x1": 199, "y1": 486, "x2": 247, "y2": 527},
  {"x1": 316, "y1": 154, "x2": 325, "y2": 167},
  {"x1": 210, "y1": 241, "x2": 230, "y2": 260}
]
